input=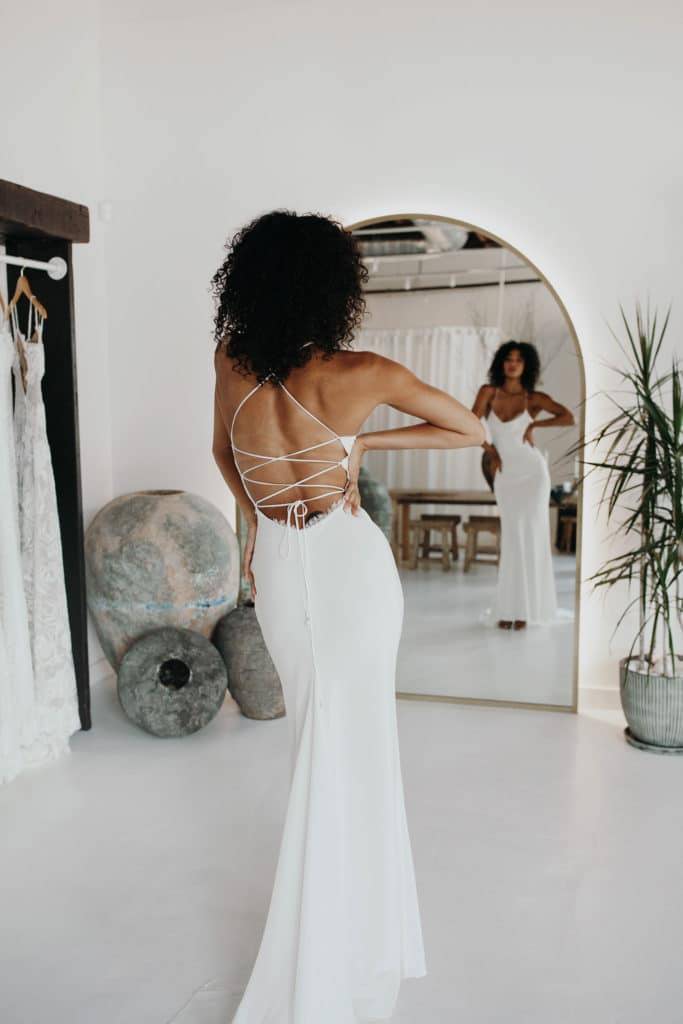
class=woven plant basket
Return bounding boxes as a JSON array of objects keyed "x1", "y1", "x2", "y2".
[{"x1": 620, "y1": 656, "x2": 683, "y2": 750}]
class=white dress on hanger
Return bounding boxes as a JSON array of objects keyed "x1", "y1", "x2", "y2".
[
  {"x1": 229, "y1": 371, "x2": 426, "y2": 1024},
  {"x1": 0, "y1": 314, "x2": 36, "y2": 784},
  {"x1": 487, "y1": 391, "x2": 558, "y2": 624},
  {"x1": 10, "y1": 302, "x2": 80, "y2": 765}
]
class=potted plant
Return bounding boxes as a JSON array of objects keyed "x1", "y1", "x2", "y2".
[{"x1": 580, "y1": 302, "x2": 682, "y2": 751}]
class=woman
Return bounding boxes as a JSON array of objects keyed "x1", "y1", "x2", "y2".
[
  {"x1": 211, "y1": 210, "x2": 485, "y2": 1024},
  {"x1": 472, "y1": 340, "x2": 575, "y2": 630}
]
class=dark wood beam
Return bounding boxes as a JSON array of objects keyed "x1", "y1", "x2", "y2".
[{"x1": 0, "y1": 179, "x2": 90, "y2": 243}]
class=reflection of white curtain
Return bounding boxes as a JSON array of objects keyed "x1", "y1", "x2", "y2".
[{"x1": 354, "y1": 325, "x2": 502, "y2": 492}]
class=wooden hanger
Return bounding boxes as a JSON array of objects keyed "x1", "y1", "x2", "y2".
[
  {"x1": 5, "y1": 272, "x2": 41, "y2": 393},
  {"x1": 8, "y1": 268, "x2": 48, "y2": 322}
]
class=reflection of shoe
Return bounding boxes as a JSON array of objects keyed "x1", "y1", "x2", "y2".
[
  {"x1": 513, "y1": 620, "x2": 527, "y2": 630},
  {"x1": 497, "y1": 620, "x2": 512, "y2": 630}
]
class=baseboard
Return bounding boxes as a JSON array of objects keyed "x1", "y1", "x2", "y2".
[{"x1": 579, "y1": 686, "x2": 622, "y2": 711}]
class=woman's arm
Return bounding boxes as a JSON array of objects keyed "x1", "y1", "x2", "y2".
[
  {"x1": 523, "y1": 391, "x2": 575, "y2": 446},
  {"x1": 211, "y1": 380, "x2": 257, "y2": 527},
  {"x1": 471, "y1": 384, "x2": 499, "y2": 456},
  {"x1": 343, "y1": 356, "x2": 486, "y2": 514},
  {"x1": 470, "y1": 383, "x2": 503, "y2": 478},
  {"x1": 357, "y1": 356, "x2": 486, "y2": 456},
  {"x1": 212, "y1": 369, "x2": 259, "y2": 598}
]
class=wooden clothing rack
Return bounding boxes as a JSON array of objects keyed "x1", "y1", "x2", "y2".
[{"x1": 0, "y1": 178, "x2": 91, "y2": 729}]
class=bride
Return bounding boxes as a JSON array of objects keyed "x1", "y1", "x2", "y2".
[
  {"x1": 473, "y1": 340, "x2": 575, "y2": 630},
  {"x1": 211, "y1": 209, "x2": 485, "y2": 1023}
]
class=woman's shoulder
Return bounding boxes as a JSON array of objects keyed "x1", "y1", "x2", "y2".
[{"x1": 321, "y1": 347, "x2": 389, "y2": 381}]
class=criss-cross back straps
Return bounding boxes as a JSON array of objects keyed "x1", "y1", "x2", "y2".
[{"x1": 229, "y1": 378, "x2": 357, "y2": 510}]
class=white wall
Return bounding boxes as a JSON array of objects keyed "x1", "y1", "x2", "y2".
[{"x1": 5, "y1": 0, "x2": 682, "y2": 698}]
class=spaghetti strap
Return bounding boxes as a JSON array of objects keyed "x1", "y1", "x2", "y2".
[{"x1": 229, "y1": 380, "x2": 265, "y2": 446}]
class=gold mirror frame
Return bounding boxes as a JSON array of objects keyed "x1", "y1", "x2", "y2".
[{"x1": 234, "y1": 211, "x2": 585, "y2": 714}]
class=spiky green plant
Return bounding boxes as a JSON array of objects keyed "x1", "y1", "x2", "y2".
[{"x1": 574, "y1": 302, "x2": 682, "y2": 676}]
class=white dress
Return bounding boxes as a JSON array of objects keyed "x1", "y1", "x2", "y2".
[
  {"x1": 9, "y1": 303, "x2": 80, "y2": 766},
  {"x1": 487, "y1": 394, "x2": 558, "y2": 624},
  {"x1": 0, "y1": 315, "x2": 36, "y2": 784},
  {"x1": 229, "y1": 372, "x2": 426, "y2": 1023}
]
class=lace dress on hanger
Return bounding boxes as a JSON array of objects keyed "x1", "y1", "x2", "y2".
[
  {"x1": 10, "y1": 302, "x2": 80, "y2": 765},
  {"x1": 0, "y1": 314, "x2": 37, "y2": 784}
]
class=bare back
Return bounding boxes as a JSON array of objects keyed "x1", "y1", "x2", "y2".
[{"x1": 215, "y1": 349, "x2": 380, "y2": 520}]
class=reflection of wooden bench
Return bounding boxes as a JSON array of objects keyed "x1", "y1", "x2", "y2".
[
  {"x1": 409, "y1": 515, "x2": 461, "y2": 571},
  {"x1": 558, "y1": 512, "x2": 577, "y2": 553},
  {"x1": 463, "y1": 516, "x2": 501, "y2": 572}
]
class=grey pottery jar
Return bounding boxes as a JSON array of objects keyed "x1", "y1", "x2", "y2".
[
  {"x1": 117, "y1": 626, "x2": 228, "y2": 737},
  {"x1": 358, "y1": 466, "x2": 392, "y2": 540},
  {"x1": 213, "y1": 604, "x2": 285, "y2": 720},
  {"x1": 620, "y1": 656, "x2": 683, "y2": 751},
  {"x1": 85, "y1": 490, "x2": 240, "y2": 669}
]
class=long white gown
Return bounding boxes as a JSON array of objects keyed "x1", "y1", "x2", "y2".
[
  {"x1": 0, "y1": 315, "x2": 36, "y2": 784},
  {"x1": 10, "y1": 303, "x2": 80, "y2": 766},
  {"x1": 488, "y1": 398, "x2": 558, "y2": 624},
  {"x1": 229, "y1": 372, "x2": 426, "y2": 1023}
]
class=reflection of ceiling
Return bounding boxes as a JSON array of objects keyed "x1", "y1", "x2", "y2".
[{"x1": 352, "y1": 217, "x2": 540, "y2": 293}]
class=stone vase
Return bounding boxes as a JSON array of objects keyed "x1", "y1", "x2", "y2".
[
  {"x1": 620, "y1": 656, "x2": 683, "y2": 752},
  {"x1": 85, "y1": 489, "x2": 240, "y2": 669},
  {"x1": 213, "y1": 603, "x2": 285, "y2": 720},
  {"x1": 117, "y1": 626, "x2": 228, "y2": 737}
]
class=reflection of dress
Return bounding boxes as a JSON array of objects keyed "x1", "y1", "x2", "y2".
[
  {"x1": 487, "y1": 393, "x2": 558, "y2": 624},
  {"x1": 10, "y1": 304, "x2": 80, "y2": 766},
  {"x1": 229, "y1": 373, "x2": 426, "y2": 1023},
  {"x1": 0, "y1": 316, "x2": 36, "y2": 784}
]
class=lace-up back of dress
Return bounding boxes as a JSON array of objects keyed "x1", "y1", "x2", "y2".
[{"x1": 230, "y1": 374, "x2": 357, "y2": 524}]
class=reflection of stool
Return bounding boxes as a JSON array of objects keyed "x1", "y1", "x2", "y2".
[
  {"x1": 463, "y1": 516, "x2": 501, "y2": 572},
  {"x1": 409, "y1": 515, "x2": 460, "y2": 571},
  {"x1": 558, "y1": 512, "x2": 577, "y2": 553},
  {"x1": 420, "y1": 513, "x2": 460, "y2": 560}
]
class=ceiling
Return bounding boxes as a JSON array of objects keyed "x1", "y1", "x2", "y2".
[{"x1": 351, "y1": 217, "x2": 539, "y2": 293}]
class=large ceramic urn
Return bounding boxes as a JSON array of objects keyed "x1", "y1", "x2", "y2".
[{"x1": 85, "y1": 489, "x2": 240, "y2": 669}]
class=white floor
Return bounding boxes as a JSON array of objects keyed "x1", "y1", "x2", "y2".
[
  {"x1": 398, "y1": 554, "x2": 576, "y2": 706},
  {"x1": 2, "y1": 681, "x2": 683, "y2": 1023}
]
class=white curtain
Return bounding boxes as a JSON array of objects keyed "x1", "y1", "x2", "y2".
[{"x1": 354, "y1": 325, "x2": 502, "y2": 493}]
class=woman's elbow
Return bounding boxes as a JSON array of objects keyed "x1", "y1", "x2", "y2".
[
  {"x1": 469, "y1": 418, "x2": 487, "y2": 447},
  {"x1": 452, "y1": 419, "x2": 485, "y2": 448},
  {"x1": 212, "y1": 444, "x2": 231, "y2": 465}
]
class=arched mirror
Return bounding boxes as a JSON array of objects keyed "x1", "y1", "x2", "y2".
[{"x1": 346, "y1": 214, "x2": 584, "y2": 711}]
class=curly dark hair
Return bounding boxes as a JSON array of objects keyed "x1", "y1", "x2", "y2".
[
  {"x1": 211, "y1": 209, "x2": 368, "y2": 382},
  {"x1": 487, "y1": 340, "x2": 541, "y2": 392}
]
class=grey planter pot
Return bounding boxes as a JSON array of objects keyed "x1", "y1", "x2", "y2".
[
  {"x1": 213, "y1": 604, "x2": 285, "y2": 720},
  {"x1": 117, "y1": 626, "x2": 228, "y2": 737},
  {"x1": 620, "y1": 656, "x2": 683, "y2": 751},
  {"x1": 85, "y1": 489, "x2": 240, "y2": 669}
]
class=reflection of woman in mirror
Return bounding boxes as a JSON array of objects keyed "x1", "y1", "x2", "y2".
[
  {"x1": 212, "y1": 210, "x2": 485, "y2": 1021},
  {"x1": 472, "y1": 340, "x2": 575, "y2": 630}
]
